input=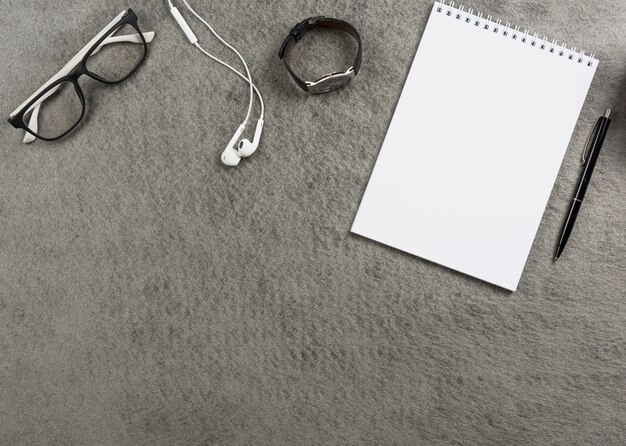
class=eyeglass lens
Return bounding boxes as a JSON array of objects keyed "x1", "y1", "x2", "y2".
[
  {"x1": 23, "y1": 81, "x2": 83, "y2": 140},
  {"x1": 86, "y1": 23, "x2": 146, "y2": 83}
]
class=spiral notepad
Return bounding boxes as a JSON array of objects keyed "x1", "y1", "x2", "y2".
[{"x1": 352, "y1": 1, "x2": 598, "y2": 290}]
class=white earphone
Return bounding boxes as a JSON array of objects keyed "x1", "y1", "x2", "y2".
[{"x1": 168, "y1": 0, "x2": 265, "y2": 167}]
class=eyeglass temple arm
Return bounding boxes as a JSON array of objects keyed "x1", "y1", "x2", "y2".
[{"x1": 23, "y1": 31, "x2": 155, "y2": 143}]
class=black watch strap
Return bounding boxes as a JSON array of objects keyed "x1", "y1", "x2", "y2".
[{"x1": 278, "y1": 17, "x2": 363, "y2": 92}]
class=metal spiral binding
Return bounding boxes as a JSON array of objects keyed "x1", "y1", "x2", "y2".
[{"x1": 436, "y1": 0, "x2": 596, "y2": 67}]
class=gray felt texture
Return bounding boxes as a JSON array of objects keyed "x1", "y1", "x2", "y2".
[{"x1": 1, "y1": 0, "x2": 625, "y2": 445}]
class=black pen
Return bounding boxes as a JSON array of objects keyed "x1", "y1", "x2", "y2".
[{"x1": 554, "y1": 109, "x2": 612, "y2": 261}]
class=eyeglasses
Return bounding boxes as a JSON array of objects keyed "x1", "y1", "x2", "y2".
[{"x1": 8, "y1": 9, "x2": 154, "y2": 143}]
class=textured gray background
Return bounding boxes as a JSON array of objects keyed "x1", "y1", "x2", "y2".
[{"x1": 1, "y1": 0, "x2": 625, "y2": 444}]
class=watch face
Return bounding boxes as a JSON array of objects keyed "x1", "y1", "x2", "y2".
[{"x1": 307, "y1": 70, "x2": 355, "y2": 94}]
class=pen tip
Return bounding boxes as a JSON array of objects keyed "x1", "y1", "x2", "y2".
[{"x1": 553, "y1": 256, "x2": 559, "y2": 262}]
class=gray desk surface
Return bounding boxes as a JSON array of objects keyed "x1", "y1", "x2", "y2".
[{"x1": 1, "y1": 1, "x2": 625, "y2": 444}]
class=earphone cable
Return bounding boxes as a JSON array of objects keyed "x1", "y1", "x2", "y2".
[
  {"x1": 179, "y1": 0, "x2": 255, "y2": 125},
  {"x1": 193, "y1": 42, "x2": 264, "y2": 120}
]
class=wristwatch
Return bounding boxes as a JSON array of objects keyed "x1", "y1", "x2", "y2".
[{"x1": 278, "y1": 16, "x2": 363, "y2": 94}]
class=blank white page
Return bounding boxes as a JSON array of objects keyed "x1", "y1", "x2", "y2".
[{"x1": 352, "y1": 2, "x2": 597, "y2": 291}]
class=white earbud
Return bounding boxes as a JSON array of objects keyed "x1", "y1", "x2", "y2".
[
  {"x1": 238, "y1": 119, "x2": 264, "y2": 157},
  {"x1": 221, "y1": 124, "x2": 245, "y2": 166}
]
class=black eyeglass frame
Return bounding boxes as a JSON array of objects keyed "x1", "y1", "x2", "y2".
[{"x1": 7, "y1": 9, "x2": 148, "y2": 141}]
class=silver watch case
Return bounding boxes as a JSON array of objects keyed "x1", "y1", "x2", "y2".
[{"x1": 305, "y1": 67, "x2": 356, "y2": 94}]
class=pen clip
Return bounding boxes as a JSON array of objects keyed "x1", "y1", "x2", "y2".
[{"x1": 580, "y1": 118, "x2": 601, "y2": 166}]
